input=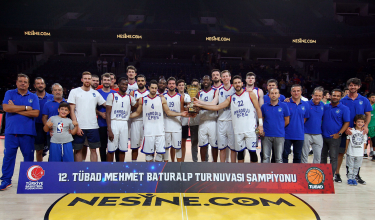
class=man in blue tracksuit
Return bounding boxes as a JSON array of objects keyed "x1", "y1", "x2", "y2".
[{"x1": 1, "y1": 74, "x2": 40, "y2": 191}]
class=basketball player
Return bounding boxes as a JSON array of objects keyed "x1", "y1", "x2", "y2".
[
  {"x1": 129, "y1": 74, "x2": 149, "y2": 161},
  {"x1": 195, "y1": 70, "x2": 236, "y2": 163},
  {"x1": 163, "y1": 77, "x2": 185, "y2": 162},
  {"x1": 211, "y1": 69, "x2": 223, "y2": 89},
  {"x1": 157, "y1": 78, "x2": 167, "y2": 95},
  {"x1": 126, "y1": 66, "x2": 138, "y2": 94},
  {"x1": 130, "y1": 80, "x2": 188, "y2": 162},
  {"x1": 194, "y1": 75, "x2": 264, "y2": 163},
  {"x1": 106, "y1": 77, "x2": 137, "y2": 162},
  {"x1": 197, "y1": 75, "x2": 218, "y2": 162},
  {"x1": 91, "y1": 75, "x2": 100, "y2": 90},
  {"x1": 264, "y1": 79, "x2": 286, "y2": 103},
  {"x1": 177, "y1": 79, "x2": 190, "y2": 161}
]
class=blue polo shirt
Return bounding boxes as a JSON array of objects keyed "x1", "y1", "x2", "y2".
[
  {"x1": 284, "y1": 99, "x2": 309, "y2": 140},
  {"x1": 2, "y1": 89, "x2": 40, "y2": 136},
  {"x1": 261, "y1": 101, "x2": 290, "y2": 137},
  {"x1": 304, "y1": 100, "x2": 325, "y2": 134},
  {"x1": 42, "y1": 99, "x2": 67, "y2": 119},
  {"x1": 341, "y1": 94, "x2": 372, "y2": 127},
  {"x1": 321, "y1": 103, "x2": 350, "y2": 138},
  {"x1": 35, "y1": 92, "x2": 54, "y2": 124},
  {"x1": 264, "y1": 93, "x2": 285, "y2": 104},
  {"x1": 97, "y1": 89, "x2": 116, "y2": 127}
]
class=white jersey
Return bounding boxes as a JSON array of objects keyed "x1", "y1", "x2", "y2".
[
  {"x1": 67, "y1": 87, "x2": 106, "y2": 129},
  {"x1": 132, "y1": 89, "x2": 149, "y2": 121},
  {"x1": 143, "y1": 95, "x2": 165, "y2": 136},
  {"x1": 199, "y1": 88, "x2": 217, "y2": 121},
  {"x1": 218, "y1": 85, "x2": 235, "y2": 121},
  {"x1": 126, "y1": 81, "x2": 138, "y2": 94},
  {"x1": 212, "y1": 84, "x2": 223, "y2": 90},
  {"x1": 253, "y1": 87, "x2": 260, "y2": 100},
  {"x1": 181, "y1": 93, "x2": 191, "y2": 126},
  {"x1": 230, "y1": 91, "x2": 257, "y2": 134},
  {"x1": 106, "y1": 93, "x2": 136, "y2": 121},
  {"x1": 163, "y1": 92, "x2": 183, "y2": 132}
]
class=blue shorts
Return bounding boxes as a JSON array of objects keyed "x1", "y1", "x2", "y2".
[
  {"x1": 34, "y1": 123, "x2": 47, "y2": 150},
  {"x1": 72, "y1": 129, "x2": 100, "y2": 150},
  {"x1": 49, "y1": 142, "x2": 74, "y2": 162}
]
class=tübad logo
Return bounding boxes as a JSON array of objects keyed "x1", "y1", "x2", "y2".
[
  {"x1": 305, "y1": 167, "x2": 325, "y2": 190},
  {"x1": 45, "y1": 193, "x2": 320, "y2": 220},
  {"x1": 25, "y1": 165, "x2": 45, "y2": 190}
]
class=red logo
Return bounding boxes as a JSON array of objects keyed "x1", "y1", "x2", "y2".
[{"x1": 27, "y1": 165, "x2": 45, "y2": 181}]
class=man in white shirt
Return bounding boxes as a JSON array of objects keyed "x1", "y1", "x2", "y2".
[
  {"x1": 68, "y1": 71, "x2": 106, "y2": 162},
  {"x1": 126, "y1": 65, "x2": 138, "y2": 94}
]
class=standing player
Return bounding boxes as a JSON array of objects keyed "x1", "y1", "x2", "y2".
[
  {"x1": 126, "y1": 66, "x2": 138, "y2": 94},
  {"x1": 211, "y1": 69, "x2": 223, "y2": 89},
  {"x1": 1, "y1": 74, "x2": 40, "y2": 191},
  {"x1": 157, "y1": 78, "x2": 167, "y2": 95},
  {"x1": 129, "y1": 74, "x2": 149, "y2": 161},
  {"x1": 163, "y1": 77, "x2": 185, "y2": 162},
  {"x1": 96, "y1": 73, "x2": 116, "y2": 162},
  {"x1": 245, "y1": 72, "x2": 264, "y2": 106},
  {"x1": 177, "y1": 79, "x2": 190, "y2": 161},
  {"x1": 194, "y1": 75, "x2": 264, "y2": 163},
  {"x1": 68, "y1": 71, "x2": 106, "y2": 162},
  {"x1": 264, "y1": 79, "x2": 286, "y2": 103},
  {"x1": 195, "y1": 70, "x2": 236, "y2": 162},
  {"x1": 130, "y1": 80, "x2": 188, "y2": 162},
  {"x1": 34, "y1": 77, "x2": 53, "y2": 162},
  {"x1": 96, "y1": 73, "x2": 119, "y2": 91},
  {"x1": 197, "y1": 75, "x2": 218, "y2": 162},
  {"x1": 106, "y1": 77, "x2": 137, "y2": 162}
]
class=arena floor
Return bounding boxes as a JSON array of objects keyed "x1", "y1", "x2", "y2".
[{"x1": 0, "y1": 139, "x2": 374, "y2": 219}]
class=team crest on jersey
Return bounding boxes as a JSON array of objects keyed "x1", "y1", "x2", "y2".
[
  {"x1": 301, "y1": 106, "x2": 305, "y2": 111},
  {"x1": 92, "y1": 93, "x2": 96, "y2": 97},
  {"x1": 321, "y1": 106, "x2": 324, "y2": 111},
  {"x1": 359, "y1": 101, "x2": 363, "y2": 105},
  {"x1": 278, "y1": 108, "x2": 282, "y2": 112},
  {"x1": 200, "y1": 93, "x2": 203, "y2": 97},
  {"x1": 233, "y1": 97, "x2": 236, "y2": 102},
  {"x1": 221, "y1": 91, "x2": 223, "y2": 96},
  {"x1": 336, "y1": 109, "x2": 340, "y2": 114},
  {"x1": 57, "y1": 122, "x2": 63, "y2": 133},
  {"x1": 135, "y1": 94, "x2": 137, "y2": 98},
  {"x1": 28, "y1": 98, "x2": 33, "y2": 103},
  {"x1": 115, "y1": 96, "x2": 118, "y2": 101},
  {"x1": 144, "y1": 100, "x2": 147, "y2": 105}
]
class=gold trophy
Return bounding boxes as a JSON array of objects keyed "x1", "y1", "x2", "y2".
[{"x1": 186, "y1": 84, "x2": 199, "y2": 113}]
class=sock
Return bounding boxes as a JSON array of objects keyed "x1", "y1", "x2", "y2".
[{"x1": 132, "y1": 160, "x2": 136, "y2": 162}]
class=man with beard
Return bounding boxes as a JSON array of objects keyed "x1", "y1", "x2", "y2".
[
  {"x1": 130, "y1": 80, "x2": 188, "y2": 162},
  {"x1": 68, "y1": 71, "x2": 106, "y2": 162},
  {"x1": 106, "y1": 78, "x2": 137, "y2": 162},
  {"x1": 264, "y1": 79, "x2": 286, "y2": 103},
  {"x1": 91, "y1": 75, "x2": 100, "y2": 90},
  {"x1": 336, "y1": 78, "x2": 372, "y2": 184},
  {"x1": 245, "y1": 72, "x2": 264, "y2": 106},
  {"x1": 194, "y1": 75, "x2": 264, "y2": 163},
  {"x1": 96, "y1": 73, "x2": 116, "y2": 162},
  {"x1": 163, "y1": 77, "x2": 185, "y2": 162},
  {"x1": 195, "y1": 71, "x2": 236, "y2": 163},
  {"x1": 1, "y1": 74, "x2": 39, "y2": 191},
  {"x1": 157, "y1": 78, "x2": 167, "y2": 95},
  {"x1": 302, "y1": 87, "x2": 325, "y2": 163},
  {"x1": 321, "y1": 89, "x2": 350, "y2": 178},
  {"x1": 126, "y1": 66, "x2": 138, "y2": 94},
  {"x1": 34, "y1": 77, "x2": 54, "y2": 162},
  {"x1": 211, "y1": 69, "x2": 223, "y2": 89},
  {"x1": 129, "y1": 74, "x2": 149, "y2": 161},
  {"x1": 197, "y1": 75, "x2": 218, "y2": 162},
  {"x1": 96, "y1": 73, "x2": 119, "y2": 91}
]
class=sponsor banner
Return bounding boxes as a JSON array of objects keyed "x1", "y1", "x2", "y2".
[
  {"x1": 45, "y1": 193, "x2": 320, "y2": 220},
  {"x1": 17, "y1": 162, "x2": 334, "y2": 194}
]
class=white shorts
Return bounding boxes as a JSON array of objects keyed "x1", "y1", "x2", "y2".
[
  {"x1": 165, "y1": 132, "x2": 182, "y2": 149},
  {"x1": 199, "y1": 120, "x2": 217, "y2": 148},
  {"x1": 217, "y1": 120, "x2": 235, "y2": 150},
  {"x1": 130, "y1": 120, "x2": 144, "y2": 149},
  {"x1": 141, "y1": 135, "x2": 166, "y2": 155},
  {"x1": 234, "y1": 131, "x2": 257, "y2": 152},
  {"x1": 108, "y1": 120, "x2": 129, "y2": 152}
]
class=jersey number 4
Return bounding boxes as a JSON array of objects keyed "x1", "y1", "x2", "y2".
[{"x1": 204, "y1": 97, "x2": 208, "y2": 101}]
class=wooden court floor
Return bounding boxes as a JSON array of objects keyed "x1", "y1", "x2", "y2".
[{"x1": 0, "y1": 139, "x2": 374, "y2": 219}]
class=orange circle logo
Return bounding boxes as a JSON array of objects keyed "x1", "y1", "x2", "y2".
[{"x1": 305, "y1": 167, "x2": 325, "y2": 185}]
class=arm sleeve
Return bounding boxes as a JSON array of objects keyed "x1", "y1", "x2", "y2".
[
  {"x1": 97, "y1": 92, "x2": 106, "y2": 106},
  {"x1": 280, "y1": 95, "x2": 286, "y2": 102},
  {"x1": 283, "y1": 103, "x2": 290, "y2": 117},
  {"x1": 67, "y1": 89, "x2": 76, "y2": 104},
  {"x1": 106, "y1": 93, "x2": 114, "y2": 106},
  {"x1": 2, "y1": 90, "x2": 11, "y2": 104}
]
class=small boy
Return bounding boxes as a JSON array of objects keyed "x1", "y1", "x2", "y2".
[
  {"x1": 43, "y1": 102, "x2": 78, "y2": 162},
  {"x1": 345, "y1": 114, "x2": 367, "y2": 186}
]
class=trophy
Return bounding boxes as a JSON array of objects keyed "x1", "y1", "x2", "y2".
[{"x1": 186, "y1": 84, "x2": 199, "y2": 113}]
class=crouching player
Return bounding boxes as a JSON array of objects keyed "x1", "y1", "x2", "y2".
[
  {"x1": 106, "y1": 77, "x2": 137, "y2": 162},
  {"x1": 43, "y1": 102, "x2": 78, "y2": 162}
]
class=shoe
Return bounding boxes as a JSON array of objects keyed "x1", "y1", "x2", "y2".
[
  {"x1": 364, "y1": 153, "x2": 368, "y2": 158},
  {"x1": 372, "y1": 156, "x2": 375, "y2": 161},
  {"x1": 0, "y1": 181, "x2": 12, "y2": 191},
  {"x1": 347, "y1": 179, "x2": 353, "y2": 185},
  {"x1": 352, "y1": 179, "x2": 358, "y2": 186},
  {"x1": 355, "y1": 175, "x2": 366, "y2": 185},
  {"x1": 309, "y1": 150, "x2": 313, "y2": 155},
  {"x1": 334, "y1": 174, "x2": 342, "y2": 183}
]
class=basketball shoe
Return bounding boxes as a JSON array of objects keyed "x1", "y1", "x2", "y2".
[{"x1": 0, "y1": 181, "x2": 12, "y2": 191}]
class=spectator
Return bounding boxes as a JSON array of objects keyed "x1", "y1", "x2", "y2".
[
  {"x1": 96, "y1": 58, "x2": 102, "y2": 73},
  {"x1": 102, "y1": 58, "x2": 108, "y2": 73}
]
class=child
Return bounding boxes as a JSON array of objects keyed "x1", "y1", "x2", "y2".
[
  {"x1": 345, "y1": 114, "x2": 367, "y2": 186},
  {"x1": 43, "y1": 102, "x2": 78, "y2": 162}
]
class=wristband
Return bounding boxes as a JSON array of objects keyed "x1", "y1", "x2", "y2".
[
  {"x1": 25, "y1": 106, "x2": 27, "y2": 110},
  {"x1": 259, "y1": 118, "x2": 263, "y2": 126}
]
